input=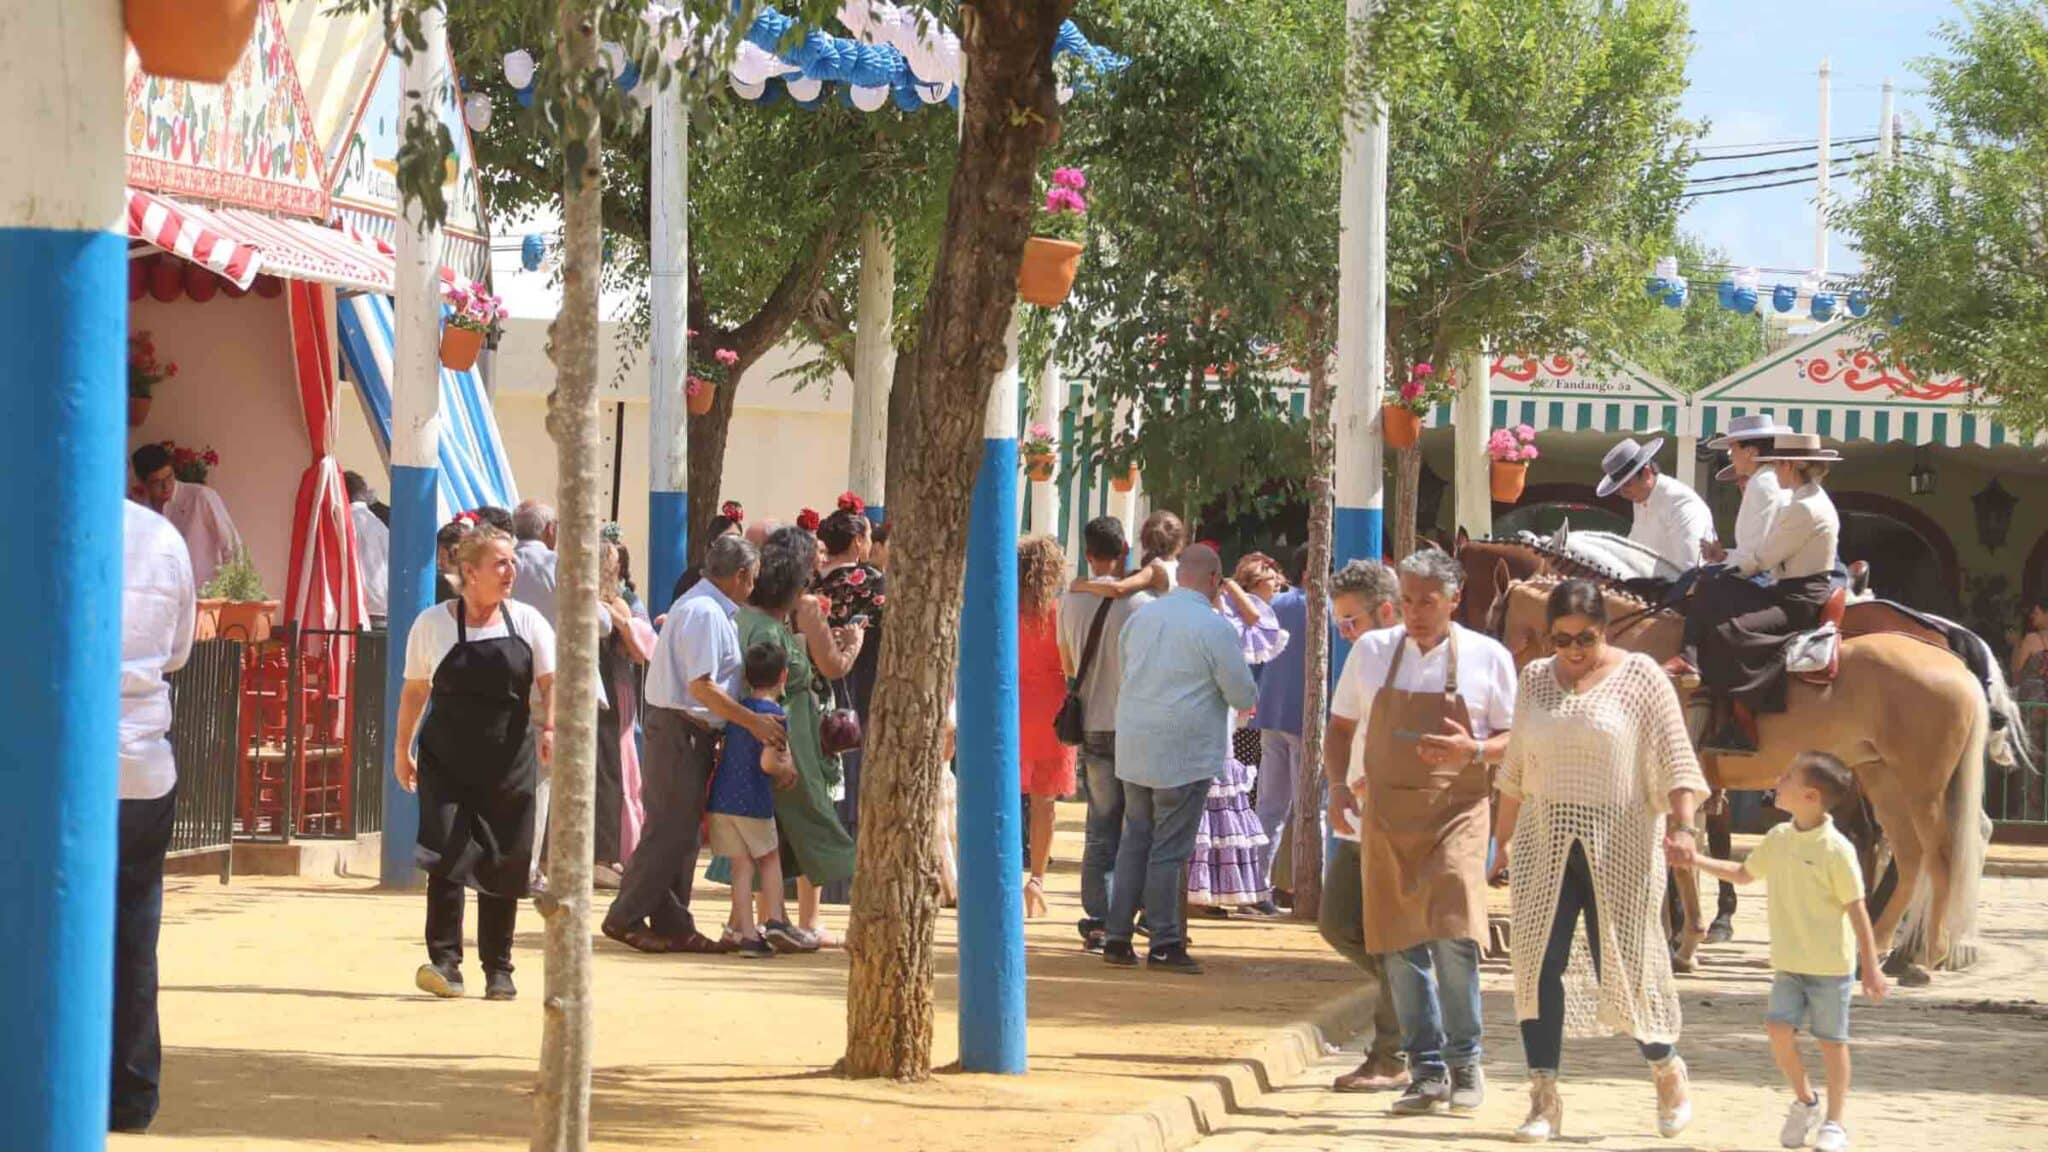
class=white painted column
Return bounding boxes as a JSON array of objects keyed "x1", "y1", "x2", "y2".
[
  {"x1": 1335, "y1": 0, "x2": 1388, "y2": 566},
  {"x1": 646, "y1": 83, "x2": 690, "y2": 605},
  {"x1": 1452, "y1": 345, "x2": 1492, "y2": 537},
  {"x1": 848, "y1": 214, "x2": 895, "y2": 520},
  {"x1": 1029, "y1": 340, "x2": 1063, "y2": 538},
  {"x1": 1113, "y1": 394, "x2": 1140, "y2": 530},
  {"x1": 383, "y1": 7, "x2": 449, "y2": 887},
  {"x1": 1677, "y1": 431, "x2": 1701, "y2": 492}
]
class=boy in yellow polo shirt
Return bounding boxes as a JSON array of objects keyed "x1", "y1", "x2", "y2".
[{"x1": 1669, "y1": 751, "x2": 1888, "y2": 1152}]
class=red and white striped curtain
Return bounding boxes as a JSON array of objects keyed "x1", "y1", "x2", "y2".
[{"x1": 284, "y1": 281, "x2": 366, "y2": 631}]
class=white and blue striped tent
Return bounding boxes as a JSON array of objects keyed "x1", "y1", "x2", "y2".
[
  {"x1": 1425, "y1": 352, "x2": 1685, "y2": 436},
  {"x1": 1694, "y1": 322, "x2": 2025, "y2": 448},
  {"x1": 337, "y1": 294, "x2": 520, "y2": 518}
]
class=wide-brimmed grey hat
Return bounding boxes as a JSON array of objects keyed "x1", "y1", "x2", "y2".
[
  {"x1": 1706, "y1": 413, "x2": 1794, "y2": 451},
  {"x1": 1755, "y1": 433, "x2": 1843, "y2": 464},
  {"x1": 1596, "y1": 436, "x2": 1665, "y2": 498}
]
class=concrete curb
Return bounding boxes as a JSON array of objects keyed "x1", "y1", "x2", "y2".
[
  {"x1": 1074, "y1": 987, "x2": 1373, "y2": 1152},
  {"x1": 1987, "y1": 860, "x2": 2048, "y2": 879}
]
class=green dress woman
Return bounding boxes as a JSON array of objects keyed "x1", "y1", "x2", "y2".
[{"x1": 738, "y1": 603, "x2": 856, "y2": 889}]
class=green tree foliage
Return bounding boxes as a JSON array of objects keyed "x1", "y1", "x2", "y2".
[
  {"x1": 1628, "y1": 236, "x2": 1769, "y2": 393},
  {"x1": 1843, "y1": 0, "x2": 2048, "y2": 432}
]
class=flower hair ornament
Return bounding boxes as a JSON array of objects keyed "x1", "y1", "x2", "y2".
[
  {"x1": 452, "y1": 510, "x2": 480, "y2": 528},
  {"x1": 796, "y1": 507, "x2": 822, "y2": 533},
  {"x1": 720, "y1": 499, "x2": 745, "y2": 525},
  {"x1": 836, "y1": 491, "x2": 866, "y2": 517}
]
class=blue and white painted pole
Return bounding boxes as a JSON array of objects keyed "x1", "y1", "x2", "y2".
[
  {"x1": 647, "y1": 85, "x2": 690, "y2": 605},
  {"x1": 1334, "y1": 0, "x2": 1389, "y2": 577},
  {"x1": 383, "y1": 6, "x2": 449, "y2": 886},
  {"x1": 848, "y1": 216, "x2": 895, "y2": 524},
  {"x1": 0, "y1": 5, "x2": 126, "y2": 1144},
  {"x1": 957, "y1": 308, "x2": 1028, "y2": 1074}
]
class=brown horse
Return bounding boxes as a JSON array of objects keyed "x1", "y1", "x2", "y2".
[{"x1": 1490, "y1": 573, "x2": 1989, "y2": 982}]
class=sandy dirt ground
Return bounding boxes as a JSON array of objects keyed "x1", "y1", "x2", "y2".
[
  {"x1": 1188, "y1": 874, "x2": 2048, "y2": 1151},
  {"x1": 114, "y1": 805, "x2": 1360, "y2": 1150}
]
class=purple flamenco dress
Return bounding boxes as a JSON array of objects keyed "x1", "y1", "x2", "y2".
[{"x1": 1187, "y1": 597, "x2": 1288, "y2": 908}]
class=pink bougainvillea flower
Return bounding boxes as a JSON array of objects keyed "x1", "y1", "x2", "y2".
[
  {"x1": 1400, "y1": 381, "x2": 1424, "y2": 402},
  {"x1": 714, "y1": 348, "x2": 739, "y2": 366},
  {"x1": 1413, "y1": 363, "x2": 1434, "y2": 377},
  {"x1": 1053, "y1": 167, "x2": 1086, "y2": 191},
  {"x1": 1515, "y1": 423, "x2": 1535, "y2": 440}
]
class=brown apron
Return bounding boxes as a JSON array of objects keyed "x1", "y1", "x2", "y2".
[{"x1": 1359, "y1": 630, "x2": 1491, "y2": 955}]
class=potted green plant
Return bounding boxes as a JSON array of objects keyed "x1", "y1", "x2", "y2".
[
  {"x1": 440, "y1": 285, "x2": 504, "y2": 372},
  {"x1": 688, "y1": 338, "x2": 739, "y2": 416},
  {"x1": 202, "y1": 548, "x2": 277, "y2": 644},
  {"x1": 1022, "y1": 422, "x2": 1058, "y2": 482},
  {"x1": 1018, "y1": 167, "x2": 1088, "y2": 307},
  {"x1": 1383, "y1": 362, "x2": 1451, "y2": 450},
  {"x1": 128, "y1": 332, "x2": 177, "y2": 428}
]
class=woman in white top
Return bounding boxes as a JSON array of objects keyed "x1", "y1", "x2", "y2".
[
  {"x1": 1490, "y1": 579, "x2": 1708, "y2": 1143},
  {"x1": 1696, "y1": 434, "x2": 1842, "y2": 752},
  {"x1": 396, "y1": 526, "x2": 557, "y2": 1002}
]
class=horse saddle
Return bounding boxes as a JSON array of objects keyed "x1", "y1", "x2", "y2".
[
  {"x1": 1788, "y1": 587, "x2": 1852, "y2": 685},
  {"x1": 1789, "y1": 590, "x2": 1978, "y2": 688}
]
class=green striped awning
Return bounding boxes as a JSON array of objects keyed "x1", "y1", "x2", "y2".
[{"x1": 1428, "y1": 398, "x2": 1682, "y2": 435}]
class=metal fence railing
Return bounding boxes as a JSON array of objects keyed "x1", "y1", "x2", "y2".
[
  {"x1": 351, "y1": 629, "x2": 388, "y2": 837},
  {"x1": 167, "y1": 638, "x2": 243, "y2": 874},
  {"x1": 1994, "y1": 705, "x2": 2048, "y2": 826}
]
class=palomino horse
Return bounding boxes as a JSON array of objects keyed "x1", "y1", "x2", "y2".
[{"x1": 1489, "y1": 573, "x2": 1990, "y2": 982}]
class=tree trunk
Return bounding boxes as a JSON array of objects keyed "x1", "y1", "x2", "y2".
[
  {"x1": 531, "y1": 4, "x2": 601, "y2": 1147},
  {"x1": 842, "y1": 0, "x2": 1074, "y2": 1081},
  {"x1": 1293, "y1": 308, "x2": 1333, "y2": 923},
  {"x1": 1393, "y1": 444, "x2": 1419, "y2": 561}
]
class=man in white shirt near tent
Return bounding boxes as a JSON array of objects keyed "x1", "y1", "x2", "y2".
[
  {"x1": 346, "y1": 471, "x2": 390, "y2": 620},
  {"x1": 113, "y1": 500, "x2": 196, "y2": 1133},
  {"x1": 1600, "y1": 435, "x2": 1715, "y2": 572},
  {"x1": 132, "y1": 442, "x2": 242, "y2": 591}
]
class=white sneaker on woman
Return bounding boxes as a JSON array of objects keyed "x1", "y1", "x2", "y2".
[
  {"x1": 1813, "y1": 1120, "x2": 1850, "y2": 1151},
  {"x1": 1513, "y1": 1072, "x2": 1562, "y2": 1142},
  {"x1": 1780, "y1": 1096, "x2": 1823, "y2": 1147},
  {"x1": 1651, "y1": 1055, "x2": 1692, "y2": 1138}
]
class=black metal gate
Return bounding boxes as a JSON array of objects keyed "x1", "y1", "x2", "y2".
[
  {"x1": 351, "y1": 629, "x2": 387, "y2": 836},
  {"x1": 167, "y1": 638, "x2": 242, "y2": 876}
]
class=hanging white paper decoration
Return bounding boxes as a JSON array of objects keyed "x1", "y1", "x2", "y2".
[
  {"x1": 601, "y1": 41, "x2": 628, "y2": 79},
  {"x1": 1056, "y1": 82, "x2": 1074, "y2": 105},
  {"x1": 1653, "y1": 255, "x2": 1680, "y2": 281},
  {"x1": 729, "y1": 75, "x2": 767, "y2": 101},
  {"x1": 850, "y1": 84, "x2": 891, "y2": 112},
  {"x1": 502, "y1": 49, "x2": 537, "y2": 90},
  {"x1": 463, "y1": 93, "x2": 493, "y2": 132},
  {"x1": 785, "y1": 75, "x2": 823, "y2": 103}
]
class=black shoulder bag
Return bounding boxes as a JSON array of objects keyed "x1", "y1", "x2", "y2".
[{"x1": 1054, "y1": 599, "x2": 1116, "y2": 746}]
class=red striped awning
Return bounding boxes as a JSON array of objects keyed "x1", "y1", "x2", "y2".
[
  {"x1": 125, "y1": 188, "x2": 482, "y2": 297},
  {"x1": 126, "y1": 188, "x2": 264, "y2": 290}
]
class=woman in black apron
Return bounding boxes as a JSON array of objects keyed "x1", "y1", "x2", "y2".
[{"x1": 396, "y1": 526, "x2": 557, "y2": 1001}]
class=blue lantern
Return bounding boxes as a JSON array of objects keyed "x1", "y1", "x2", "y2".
[
  {"x1": 1848, "y1": 291, "x2": 1870, "y2": 318},
  {"x1": 520, "y1": 234, "x2": 545, "y2": 272},
  {"x1": 1662, "y1": 281, "x2": 1688, "y2": 309},
  {"x1": 516, "y1": 85, "x2": 535, "y2": 108},
  {"x1": 1810, "y1": 292, "x2": 1838, "y2": 322},
  {"x1": 1772, "y1": 284, "x2": 1798, "y2": 313},
  {"x1": 618, "y1": 62, "x2": 641, "y2": 93},
  {"x1": 1645, "y1": 276, "x2": 1666, "y2": 300},
  {"x1": 1733, "y1": 287, "x2": 1758, "y2": 314},
  {"x1": 1717, "y1": 279, "x2": 1737, "y2": 310}
]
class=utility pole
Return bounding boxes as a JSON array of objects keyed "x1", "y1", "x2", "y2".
[
  {"x1": 1335, "y1": 0, "x2": 1388, "y2": 571},
  {"x1": 647, "y1": 81, "x2": 690, "y2": 606},
  {"x1": 1815, "y1": 57, "x2": 1831, "y2": 278},
  {"x1": 1879, "y1": 77, "x2": 1896, "y2": 168},
  {"x1": 385, "y1": 6, "x2": 450, "y2": 887}
]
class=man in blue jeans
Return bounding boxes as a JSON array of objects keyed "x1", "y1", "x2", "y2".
[
  {"x1": 1105, "y1": 545, "x2": 1259, "y2": 973},
  {"x1": 1057, "y1": 516, "x2": 1150, "y2": 951}
]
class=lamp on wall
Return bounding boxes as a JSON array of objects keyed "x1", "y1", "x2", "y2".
[
  {"x1": 1908, "y1": 447, "x2": 1937, "y2": 497},
  {"x1": 1973, "y1": 478, "x2": 2018, "y2": 551}
]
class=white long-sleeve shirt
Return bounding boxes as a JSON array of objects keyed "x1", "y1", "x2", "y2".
[
  {"x1": 122, "y1": 501, "x2": 196, "y2": 800},
  {"x1": 351, "y1": 501, "x2": 390, "y2": 617},
  {"x1": 1735, "y1": 482, "x2": 1839, "y2": 581},
  {"x1": 154, "y1": 480, "x2": 241, "y2": 591},
  {"x1": 1628, "y1": 473, "x2": 1715, "y2": 571},
  {"x1": 1724, "y1": 468, "x2": 1789, "y2": 573}
]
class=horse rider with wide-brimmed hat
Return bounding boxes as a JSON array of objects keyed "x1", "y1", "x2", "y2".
[
  {"x1": 1598, "y1": 435, "x2": 1717, "y2": 574},
  {"x1": 1667, "y1": 416, "x2": 1798, "y2": 671},
  {"x1": 1694, "y1": 434, "x2": 1842, "y2": 753}
]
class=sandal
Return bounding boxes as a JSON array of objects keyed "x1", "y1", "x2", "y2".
[
  {"x1": 1024, "y1": 877, "x2": 1048, "y2": 919},
  {"x1": 602, "y1": 923, "x2": 672, "y2": 955}
]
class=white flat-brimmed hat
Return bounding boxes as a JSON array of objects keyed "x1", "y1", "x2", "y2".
[
  {"x1": 1706, "y1": 413, "x2": 1794, "y2": 451},
  {"x1": 1754, "y1": 433, "x2": 1843, "y2": 463},
  {"x1": 1596, "y1": 436, "x2": 1665, "y2": 498}
]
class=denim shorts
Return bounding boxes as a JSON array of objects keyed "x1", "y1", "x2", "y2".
[{"x1": 1766, "y1": 971, "x2": 1854, "y2": 1043}]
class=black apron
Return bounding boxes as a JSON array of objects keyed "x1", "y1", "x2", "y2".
[{"x1": 415, "y1": 602, "x2": 540, "y2": 898}]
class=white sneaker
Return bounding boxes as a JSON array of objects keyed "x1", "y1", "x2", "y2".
[
  {"x1": 1813, "y1": 1121, "x2": 1849, "y2": 1151},
  {"x1": 1780, "y1": 1097, "x2": 1823, "y2": 1147}
]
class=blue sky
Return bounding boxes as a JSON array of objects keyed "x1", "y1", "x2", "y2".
[{"x1": 1678, "y1": 0, "x2": 1959, "y2": 276}]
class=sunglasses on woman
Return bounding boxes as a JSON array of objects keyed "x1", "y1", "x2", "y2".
[{"x1": 1549, "y1": 628, "x2": 1603, "y2": 650}]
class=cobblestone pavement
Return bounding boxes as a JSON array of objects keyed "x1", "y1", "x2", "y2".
[{"x1": 1188, "y1": 876, "x2": 2048, "y2": 1151}]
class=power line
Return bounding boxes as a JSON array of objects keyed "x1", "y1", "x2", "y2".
[
  {"x1": 1681, "y1": 168, "x2": 1859, "y2": 199},
  {"x1": 1686, "y1": 151, "x2": 1878, "y2": 185},
  {"x1": 1690, "y1": 136, "x2": 1878, "y2": 162}
]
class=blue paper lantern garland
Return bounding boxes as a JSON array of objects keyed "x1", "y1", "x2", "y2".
[{"x1": 520, "y1": 234, "x2": 545, "y2": 272}]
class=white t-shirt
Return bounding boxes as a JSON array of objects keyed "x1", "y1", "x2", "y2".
[
  {"x1": 121, "y1": 501, "x2": 196, "y2": 800},
  {"x1": 404, "y1": 598, "x2": 558, "y2": 683},
  {"x1": 1328, "y1": 622, "x2": 1517, "y2": 842}
]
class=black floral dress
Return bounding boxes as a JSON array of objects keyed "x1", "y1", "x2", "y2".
[{"x1": 811, "y1": 562, "x2": 885, "y2": 903}]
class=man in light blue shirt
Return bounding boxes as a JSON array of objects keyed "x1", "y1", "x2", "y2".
[
  {"x1": 606, "y1": 535, "x2": 782, "y2": 953},
  {"x1": 1106, "y1": 545, "x2": 1259, "y2": 973}
]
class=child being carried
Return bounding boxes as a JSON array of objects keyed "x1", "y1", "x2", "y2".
[{"x1": 709, "y1": 642, "x2": 802, "y2": 958}]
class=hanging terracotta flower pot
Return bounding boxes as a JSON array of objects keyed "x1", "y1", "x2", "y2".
[
  {"x1": 1490, "y1": 460, "x2": 1529, "y2": 504},
  {"x1": 128, "y1": 396, "x2": 153, "y2": 428},
  {"x1": 687, "y1": 383, "x2": 716, "y2": 416},
  {"x1": 440, "y1": 325, "x2": 486, "y2": 372},
  {"x1": 1382, "y1": 404, "x2": 1422, "y2": 449},
  {"x1": 1110, "y1": 464, "x2": 1139, "y2": 493},
  {"x1": 126, "y1": 0, "x2": 262, "y2": 84},
  {"x1": 1025, "y1": 454, "x2": 1056, "y2": 482},
  {"x1": 1017, "y1": 238, "x2": 1084, "y2": 308}
]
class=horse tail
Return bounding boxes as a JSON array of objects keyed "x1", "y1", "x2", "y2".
[
  {"x1": 1982, "y1": 648, "x2": 2037, "y2": 775},
  {"x1": 1897, "y1": 684, "x2": 1990, "y2": 970}
]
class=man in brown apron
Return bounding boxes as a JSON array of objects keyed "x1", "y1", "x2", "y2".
[{"x1": 1343, "y1": 551, "x2": 1517, "y2": 1117}]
